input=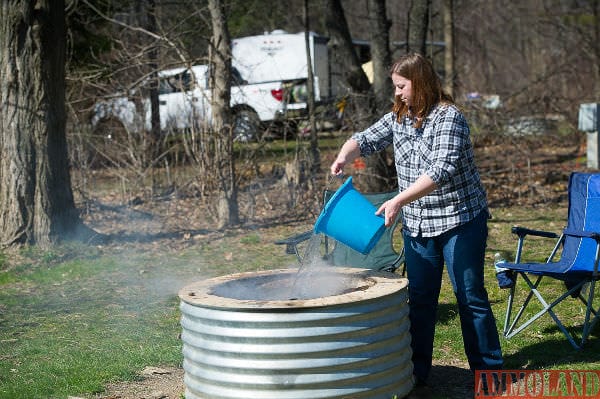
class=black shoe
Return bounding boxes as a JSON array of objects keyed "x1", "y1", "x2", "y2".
[
  {"x1": 415, "y1": 377, "x2": 428, "y2": 387},
  {"x1": 407, "y1": 376, "x2": 432, "y2": 399}
]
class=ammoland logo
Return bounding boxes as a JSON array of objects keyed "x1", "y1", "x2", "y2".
[{"x1": 475, "y1": 370, "x2": 600, "y2": 398}]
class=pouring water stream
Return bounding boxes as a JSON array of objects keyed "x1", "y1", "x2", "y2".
[{"x1": 290, "y1": 174, "x2": 341, "y2": 294}]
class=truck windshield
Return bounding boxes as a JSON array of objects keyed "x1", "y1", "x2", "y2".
[{"x1": 159, "y1": 71, "x2": 194, "y2": 94}]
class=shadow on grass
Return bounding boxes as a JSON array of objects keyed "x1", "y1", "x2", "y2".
[
  {"x1": 504, "y1": 333, "x2": 600, "y2": 369},
  {"x1": 437, "y1": 302, "x2": 460, "y2": 324},
  {"x1": 428, "y1": 364, "x2": 474, "y2": 399}
]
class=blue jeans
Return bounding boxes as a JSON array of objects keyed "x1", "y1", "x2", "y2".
[{"x1": 403, "y1": 211, "x2": 503, "y2": 382}]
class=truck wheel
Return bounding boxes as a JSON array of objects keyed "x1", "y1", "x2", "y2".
[{"x1": 233, "y1": 108, "x2": 261, "y2": 142}]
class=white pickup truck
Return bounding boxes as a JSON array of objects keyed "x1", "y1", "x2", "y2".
[
  {"x1": 92, "y1": 30, "x2": 349, "y2": 143},
  {"x1": 91, "y1": 64, "x2": 287, "y2": 142}
]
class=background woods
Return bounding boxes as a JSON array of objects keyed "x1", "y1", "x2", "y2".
[{"x1": 2, "y1": 0, "x2": 599, "y2": 243}]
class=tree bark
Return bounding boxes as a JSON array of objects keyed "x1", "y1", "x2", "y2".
[
  {"x1": 326, "y1": 0, "x2": 396, "y2": 193},
  {"x1": 363, "y1": 0, "x2": 396, "y2": 192},
  {"x1": 144, "y1": 0, "x2": 161, "y2": 161},
  {"x1": 368, "y1": 0, "x2": 393, "y2": 115},
  {"x1": 325, "y1": 0, "x2": 371, "y2": 94},
  {"x1": 304, "y1": 0, "x2": 320, "y2": 180},
  {"x1": 592, "y1": 0, "x2": 600, "y2": 98},
  {"x1": 407, "y1": 0, "x2": 430, "y2": 55},
  {"x1": 208, "y1": 0, "x2": 239, "y2": 228},
  {"x1": 0, "y1": 0, "x2": 87, "y2": 247},
  {"x1": 443, "y1": 0, "x2": 455, "y2": 98}
]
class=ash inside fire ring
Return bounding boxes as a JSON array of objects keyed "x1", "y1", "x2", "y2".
[{"x1": 209, "y1": 269, "x2": 373, "y2": 301}]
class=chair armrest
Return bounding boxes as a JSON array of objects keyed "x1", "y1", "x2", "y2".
[
  {"x1": 511, "y1": 226, "x2": 559, "y2": 239},
  {"x1": 274, "y1": 230, "x2": 313, "y2": 255},
  {"x1": 275, "y1": 230, "x2": 313, "y2": 245},
  {"x1": 563, "y1": 228, "x2": 600, "y2": 242}
]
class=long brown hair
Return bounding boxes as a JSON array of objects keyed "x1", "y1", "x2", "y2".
[{"x1": 390, "y1": 53, "x2": 453, "y2": 128}]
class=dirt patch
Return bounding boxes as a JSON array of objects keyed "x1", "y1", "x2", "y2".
[
  {"x1": 89, "y1": 366, "x2": 184, "y2": 399},
  {"x1": 91, "y1": 362, "x2": 474, "y2": 399}
]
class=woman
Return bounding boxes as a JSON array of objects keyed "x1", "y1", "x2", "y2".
[{"x1": 330, "y1": 53, "x2": 503, "y2": 385}]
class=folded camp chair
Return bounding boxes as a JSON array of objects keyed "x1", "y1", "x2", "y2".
[
  {"x1": 501, "y1": 172, "x2": 600, "y2": 350},
  {"x1": 275, "y1": 189, "x2": 405, "y2": 275}
]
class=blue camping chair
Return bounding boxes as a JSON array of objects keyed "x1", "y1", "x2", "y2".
[
  {"x1": 275, "y1": 190, "x2": 405, "y2": 274},
  {"x1": 501, "y1": 172, "x2": 600, "y2": 350}
]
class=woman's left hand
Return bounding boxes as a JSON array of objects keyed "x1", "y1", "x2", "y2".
[{"x1": 375, "y1": 196, "x2": 403, "y2": 227}]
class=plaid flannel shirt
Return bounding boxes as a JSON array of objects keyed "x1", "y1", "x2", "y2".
[{"x1": 351, "y1": 103, "x2": 488, "y2": 237}]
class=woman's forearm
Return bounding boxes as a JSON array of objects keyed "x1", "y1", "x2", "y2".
[
  {"x1": 376, "y1": 174, "x2": 437, "y2": 227},
  {"x1": 397, "y1": 174, "x2": 437, "y2": 206},
  {"x1": 330, "y1": 139, "x2": 361, "y2": 176}
]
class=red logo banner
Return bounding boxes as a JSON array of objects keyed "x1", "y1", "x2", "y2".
[{"x1": 475, "y1": 370, "x2": 600, "y2": 398}]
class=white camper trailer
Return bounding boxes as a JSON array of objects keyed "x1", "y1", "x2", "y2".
[{"x1": 231, "y1": 30, "x2": 342, "y2": 119}]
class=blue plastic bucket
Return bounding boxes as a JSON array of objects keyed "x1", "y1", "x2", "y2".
[{"x1": 314, "y1": 177, "x2": 386, "y2": 254}]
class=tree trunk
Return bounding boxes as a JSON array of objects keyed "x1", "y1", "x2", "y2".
[
  {"x1": 443, "y1": 0, "x2": 455, "y2": 98},
  {"x1": 325, "y1": 0, "x2": 371, "y2": 94},
  {"x1": 364, "y1": 0, "x2": 396, "y2": 192},
  {"x1": 326, "y1": 0, "x2": 397, "y2": 193},
  {"x1": 0, "y1": 0, "x2": 86, "y2": 247},
  {"x1": 407, "y1": 0, "x2": 430, "y2": 55},
  {"x1": 304, "y1": 0, "x2": 320, "y2": 181},
  {"x1": 592, "y1": 0, "x2": 600, "y2": 98},
  {"x1": 208, "y1": 0, "x2": 239, "y2": 228},
  {"x1": 144, "y1": 0, "x2": 161, "y2": 163},
  {"x1": 368, "y1": 0, "x2": 393, "y2": 115}
]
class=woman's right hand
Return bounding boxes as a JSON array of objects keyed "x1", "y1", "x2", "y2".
[
  {"x1": 330, "y1": 159, "x2": 345, "y2": 177},
  {"x1": 330, "y1": 138, "x2": 360, "y2": 177}
]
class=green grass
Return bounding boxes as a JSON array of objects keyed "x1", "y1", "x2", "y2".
[
  {"x1": 0, "y1": 231, "x2": 293, "y2": 399},
  {"x1": 1, "y1": 205, "x2": 599, "y2": 398}
]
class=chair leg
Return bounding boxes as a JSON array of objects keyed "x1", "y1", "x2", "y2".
[
  {"x1": 398, "y1": 247, "x2": 406, "y2": 276},
  {"x1": 504, "y1": 274, "x2": 592, "y2": 350},
  {"x1": 505, "y1": 274, "x2": 540, "y2": 337},
  {"x1": 504, "y1": 283, "x2": 516, "y2": 336},
  {"x1": 581, "y1": 279, "x2": 599, "y2": 347},
  {"x1": 294, "y1": 246, "x2": 302, "y2": 264},
  {"x1": 528, "y1": 276, "x2": 588, "y2": 349}
]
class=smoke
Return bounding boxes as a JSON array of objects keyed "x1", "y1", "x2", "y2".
[{"x1": 83, "y1": 199, "x2": 363, "y2": 306}]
